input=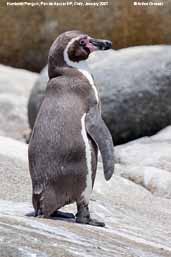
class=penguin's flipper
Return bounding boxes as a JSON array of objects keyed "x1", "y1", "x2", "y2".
[{"x1": 85, "y1": 106, "x2": 114, "y2": 181}]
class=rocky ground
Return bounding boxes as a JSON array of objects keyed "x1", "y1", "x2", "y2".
[{"x1": 0, "y1": 65, "x2": 171, "y2": 256}]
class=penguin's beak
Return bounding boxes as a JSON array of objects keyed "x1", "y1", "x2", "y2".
[{"x1": 89, "y1": 38, "x2": 112, "y2": 51}]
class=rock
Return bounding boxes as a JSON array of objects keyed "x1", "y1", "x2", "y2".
[
  {"x1": 0, "y1": 135, "x2": 171, "y2": 256},
  {"x1": 0, "y1": 136, "x2": 31, "y2": 202},
  {"x1": 1, "y1": 1, "x2": 171, "y2": 71},
  {"x1": 115, "y1": 126, "x2": 171, "y2": 198},
  {"x1": 0, "y1": 65, "x2": 38, "y2": 141},
  {"x1": 28, "y1": 67, "x2": 48, "y2": 130},
  {"x1": 116, "y1": 165, "x2": 171, "y2": 199},
  {"x1": 28, "y1": 45, "x2": 171, "y2": 144}
]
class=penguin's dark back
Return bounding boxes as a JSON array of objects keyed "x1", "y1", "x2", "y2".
[{"x1": 28, "y1": 74, "x2": 94, "y2": 179}]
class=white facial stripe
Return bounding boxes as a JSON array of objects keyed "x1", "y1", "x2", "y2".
[
  {"x1": 63, "y1": 36, "x2": 99, "y2": 103},
  {"x1": 81, "y1": 113, "x2": 92, "y2": 204}
]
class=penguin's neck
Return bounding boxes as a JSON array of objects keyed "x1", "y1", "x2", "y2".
[
  {"x1": 63, "y1": 46, "x2": 92, "y2": 79},
  {"x1": 49, "y1": 58, "x2": 91, "y2": 79},
  {"x1": 64, "y1": 58, "x2": 99, "y2": 103},
  {"x1": 65, "y1": 56, "x2": 92, "y2": 78},
  {"x1": 49, "y1": 53, "x2": 99, "y2": 103},
  {"x1": 69, "y1": 60, "x2": 94, "y2": 88}
]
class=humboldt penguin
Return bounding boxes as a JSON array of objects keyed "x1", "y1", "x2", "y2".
[{"x1": 28, "y1": 31, "x2": 114, "y2": 227}]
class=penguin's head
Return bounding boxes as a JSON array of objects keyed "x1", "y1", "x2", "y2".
[
  {"x1": 48, "y1": 30, "x2": 112, "y2": 78},
  {"x1": 63, "y1": 31, "x2": 112, "y2": 63}
]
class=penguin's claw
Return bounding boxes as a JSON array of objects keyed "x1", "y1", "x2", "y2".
[
  {"x1": 88, "y1": 218, "x2": 105, "y2": 227},
  {"x1": 76, "y1": 216, "x2": 105, "y2": 227}
]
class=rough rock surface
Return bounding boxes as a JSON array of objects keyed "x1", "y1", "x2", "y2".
[
  {"x1": 0, "y1": 136, "x2": 31, "y2": 202},
  {"x1": 115, "y1": 125, "x2": 171, "y2": 198},
  {"x1": 1, "y1": 0, "x2": 171, "y2": 71},
  {"x1": 1, "y1": 132, "x2": 171, "y2": 256},
  {"x1": 28, "y1": 45, "x2": 171, "y2": 144},
  {"x1": 0, "y1": 65, "x2": 38, "y2": 141}
]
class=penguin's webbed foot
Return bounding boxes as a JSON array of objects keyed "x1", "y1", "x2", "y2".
[
  {"x1": 51, "y1": 210, "x2": 75, "y2": 219},
  {"x1": 33, "y1": 209, "x2": 75, "y2": 219},
  {"x1": 76, "y1": 216, "x2": 105, "y2": 227},
  {"x1": 76, "y1": 203, "x2": 105, "y2": 227},
  {"x1": 87, "y1": 218, "x2": 105, "y2": 227}
]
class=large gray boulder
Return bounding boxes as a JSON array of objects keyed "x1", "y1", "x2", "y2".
[
  {"x1": 28, "y1": 45, "x2": 171, "y2": 144},
  {"x1": 28, "y1": 66, "x2": 48, "y2": 130},
  {"x1": 1, "y1": 129, "x2": 171, "y2": 256},
  {"x1": 0, "y1": 65, "x2": 38, "y2": 141}
]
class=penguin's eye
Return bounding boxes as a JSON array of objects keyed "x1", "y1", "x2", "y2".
[{"x1": 80, "y1": 39, "x2": 86, "y2": 47}]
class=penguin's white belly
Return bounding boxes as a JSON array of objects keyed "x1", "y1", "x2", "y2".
[{"x1": 81, "y1": 113, "x2": 92, "y2": 204}]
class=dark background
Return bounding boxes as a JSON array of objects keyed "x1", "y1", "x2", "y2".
[{"x1": 0, "y1": 0, "x2": 171, "y2": 71}]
